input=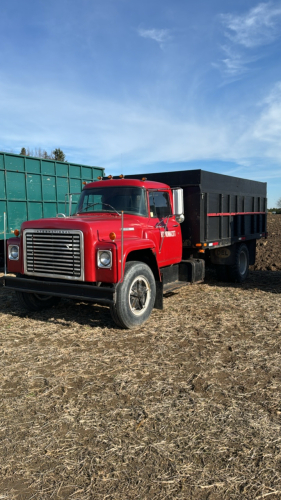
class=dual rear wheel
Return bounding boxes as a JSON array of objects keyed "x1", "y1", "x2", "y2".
[{"x1": 216, "y1": 243, "x2": 249, "y2": 283}]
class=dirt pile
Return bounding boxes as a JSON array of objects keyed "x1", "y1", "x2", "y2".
[{"x1": 252, "y1": 213, "x2": 281, "y2": 271}]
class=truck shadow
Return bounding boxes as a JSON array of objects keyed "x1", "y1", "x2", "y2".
[
  {"x1": 7, "y1": 299, "x2": 121, "y2": 330},
  {"x1": 1, "y1": 269, "x2": 280, "y2": 331},
  {"x1": 204, "y1": 268, "x2": 281, "y2": 295}
]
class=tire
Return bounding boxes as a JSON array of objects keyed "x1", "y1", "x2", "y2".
[
  {"x1": 15, "y1": 291, "x2": 61, "y2": 312},
  {"x1": 110, "y1": 304, "x2": 124, "y2": 328},
  {"x1": 112, "y1": 261, "x2": 156, "y2": 329},
  {"x1": 228, "y1": 244, "x2": 249, "y2": 283}
]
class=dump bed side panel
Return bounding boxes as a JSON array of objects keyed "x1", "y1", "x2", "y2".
[{"x1": 131, "y1": 169, "x2": 267, "y2": 248}]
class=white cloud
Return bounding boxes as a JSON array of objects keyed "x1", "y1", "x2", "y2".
[
  {"x1": 218, "y1": 45, "x2": 248, "y2": 77},
  {"x1": 252, "y1": 82, "x2": 281, "y2": 145},
  {"x1": 221, "y1": 2, "x2": 281, "y2": 48},
  {"x1": 217, "y1": 3, "x2": 281, "y2": 77},
  {"x1": 1, "y1": 77, "x2": 281, "y2": 181},
  {"x1": 137, "y1": 28, "x2": 171, "y2": 46}
]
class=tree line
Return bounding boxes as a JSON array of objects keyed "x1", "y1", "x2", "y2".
[{"x1": 20, "y1": 147, "x2": 66, "y2": 162}]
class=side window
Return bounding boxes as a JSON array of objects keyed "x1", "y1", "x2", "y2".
[{"x1": 149, "y1": 191, "x2": 172, "y2": 218}]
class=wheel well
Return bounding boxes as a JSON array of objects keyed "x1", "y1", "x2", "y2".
[
  {"x1": 210, "y1": 240, "x2": 256, "y2": 266},
  {"x1": 126, "y1": 249, "x2": 160, "y2": 281},
  {"x1": 245, "y1": 239, "x2": 256, "y2": 265}
]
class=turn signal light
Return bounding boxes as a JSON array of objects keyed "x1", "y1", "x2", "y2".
[
  {"x1": 14, "y1": 229, "x2": 19, "y2": 236},
  {"x1": 119, "y1": 174, "x2": 124, "y2": 178},
  {"x1": 109, "y1": 232, "x2": 116, "y2": 241},
  {"x1": 196, "y1": 243, "x2": 202, "y2": 247},
  {"x1": 108, "y1": 175, "x2": 113, "y2": 179},
  {"x1": 198, "y1": 249, "x2": 205, "y2": 253}
]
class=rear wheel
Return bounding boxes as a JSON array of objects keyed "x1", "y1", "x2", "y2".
[
  {"x1": 111, "y1": 261, "x2": 156, "y2": 329},
  {"x1": 15, "y1": 291, "x2": 61, "y2": 312},
  {"x1": 228, "y1": 244, "x2": 249, "y2": 283}
]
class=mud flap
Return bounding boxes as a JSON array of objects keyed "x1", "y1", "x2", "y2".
[{"x1": 154, "y1": 281, "x2": 163, "y2": 310}]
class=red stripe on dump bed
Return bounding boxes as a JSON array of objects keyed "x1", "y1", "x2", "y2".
[{"x1": 207, "y1": 211, "x2": 266, "y2": 217}]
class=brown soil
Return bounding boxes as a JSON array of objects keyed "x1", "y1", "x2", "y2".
[
  {"x1": 0, "y1": 215, "x2": 281, "y2": 500},
  {"x1": 252, "y1": 213, "x2": 281, "y2": 271}
]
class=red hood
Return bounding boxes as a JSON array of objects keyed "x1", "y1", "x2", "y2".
[{"x1": 21, "y1": 213, "x2": 145, "y2": 242}]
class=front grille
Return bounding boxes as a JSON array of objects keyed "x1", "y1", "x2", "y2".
[{"x1": 24, "y1": 230, "x2": 84, "y2": 280}]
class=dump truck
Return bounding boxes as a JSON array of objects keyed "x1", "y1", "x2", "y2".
[
  {"x1": 3, "y1": 169, "x2": 267, "y2": 329},
  {"x1": 0, "y1": 151, "x2": 104, "y2": 263}
]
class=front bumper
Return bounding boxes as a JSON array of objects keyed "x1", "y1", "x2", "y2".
[{"x1": 3, "y1": 276, "x2": 116, "y2": 305}]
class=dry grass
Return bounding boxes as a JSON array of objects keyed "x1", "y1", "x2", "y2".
[{"x1": 1, "y1": 267, "x2": 281, "y2": 499}]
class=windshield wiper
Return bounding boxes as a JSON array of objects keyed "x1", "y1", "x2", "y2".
[{"x1": 77, "y1": 202, "x2": 121, "y2": 216}]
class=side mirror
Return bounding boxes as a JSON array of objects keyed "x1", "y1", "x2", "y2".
[{"x1": 173, "y1": 188, "x2": 185, "y2": 223}]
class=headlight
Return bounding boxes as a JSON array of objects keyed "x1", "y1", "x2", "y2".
[
  {"x1": 8, "y1": 245, "x2": 19, "y2": 260},
  {"x1": 97, "y1": 250, "x2": 112, "y2": 268}
]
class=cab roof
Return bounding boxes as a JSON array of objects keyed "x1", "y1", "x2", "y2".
[{"x1": 83, "y1": 178, "x2": 170, "y2": 190}]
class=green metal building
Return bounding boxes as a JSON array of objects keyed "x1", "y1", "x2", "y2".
[{"x1": 0, "y1": 151, "x2": 104, "y2": 258}]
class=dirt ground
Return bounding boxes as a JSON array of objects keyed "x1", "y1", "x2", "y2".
[
  {"x1": 0, "y1": 215, "x2": 281, "y2": 500},
  {"x1": 252, "y1": 213, "x2": 281, "y2": 271}
]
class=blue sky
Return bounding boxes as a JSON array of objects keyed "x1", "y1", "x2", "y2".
[{"x1": 1, "y1": 0, "x2": 281, "y2": 206}]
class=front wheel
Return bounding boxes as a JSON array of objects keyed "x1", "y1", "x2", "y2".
[
  {"x1": 15, "y1": 291, "x2": 61, "y2": 312},
  {"x1": 111, "y1": 261, "x2": 156, "y2": 329}
]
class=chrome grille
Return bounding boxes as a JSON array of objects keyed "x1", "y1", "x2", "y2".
[{"x1": 24, "y1": 230, "x2": 84, "y2": 280}]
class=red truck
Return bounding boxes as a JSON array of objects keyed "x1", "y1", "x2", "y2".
[{"x1": 3, "y1": 170, "x2": 267, "y2": 329}]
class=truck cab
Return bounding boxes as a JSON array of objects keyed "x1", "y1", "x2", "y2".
[{"x1": 4, "y1": 178, "x2": 201, "y2": 328}]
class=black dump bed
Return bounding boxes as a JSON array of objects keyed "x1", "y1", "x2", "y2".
[{"x1": 131, "y1": 169, "x2": 267, "y2": 248}]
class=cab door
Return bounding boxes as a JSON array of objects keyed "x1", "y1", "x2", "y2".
[{"x1": 148, "y1": 190, "x2": 182, "y2": 267}]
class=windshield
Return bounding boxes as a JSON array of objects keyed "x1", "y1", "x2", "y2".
[{"x1": 76, "y1": 186, "x2": 148, "y2": 216}]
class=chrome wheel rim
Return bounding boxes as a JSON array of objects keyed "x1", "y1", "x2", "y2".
[{"x1": 129, "y1": 275, "x2": 151, "y2": 316}]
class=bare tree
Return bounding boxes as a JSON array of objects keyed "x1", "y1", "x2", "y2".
[{"x1": 19, "y1": 147, "x2": 66, "y2": 161}]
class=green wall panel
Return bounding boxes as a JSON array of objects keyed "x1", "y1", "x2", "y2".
[
  {"x1": 56, "y1": 163, "x2": 68, "y2": 177},
  {"x1": 69, "y1": 165, "x2": 81, "y2": 179},
  {"x1": 25, "y1": 157, "x2": 41, "y2": 173},
  {"x1": 0, "y1": 170, "x2": 5, "y2": 199},
  {"x1": 5, "y1": 155, "x2": 25, "y2": 172},
  {"x1": 82, "y1": 166, "x2": 94, "y2": 180},
  {"x1": 27, "y1": 174, "x2": 42, "y2": 201},
  {"x1": 57, "y1": 177, "x2": 69, "y2": 202},
  {"x1": 0, "y1": 151, "x2": 104, "y2": 240},
  {"x1": 42, "y1": 176, "x2": 56, "y2": 201},
  {"x1": 6, "y1": 172, "x2": 26, "y2": 200},
  {"x1": 42, "y1": 161, "x2": 55, "y2": 175},
  {"x1": 43, "y1": 203, "x2": 57, "y2": 218},
  {"x1": 0, "y1": 202, "x2": 7, "y2": 235},
  {"x1": 7, "y1": 202, "x2": 27, "y2": 232},
  {"x1": 57, "y1": 202, "x2": 67, "y2": 215},
  {"x1": 94, "y1": 168, "x2": 104, "y2": 179},
  {"x1": 28, "y1": 202, "x2": 43, "y2": 221},
  {"x1": 69, "y1": 178, "x2": 81, "y2": 193}
]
